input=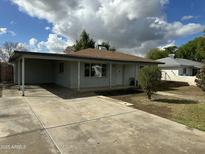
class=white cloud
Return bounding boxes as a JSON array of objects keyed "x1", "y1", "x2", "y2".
[
  {"x1": 181, "y1": 15, "x2": 200, "y2": 21},
  {"x1": 45, "y1": 26, "x2": 50, "y2": 30},
  {"x1": 150, "y1": 17, "x2": 204, "y2": 38},
  {"x1": 0, "y1": 27, "x2": 16, "y2": 36},
  {"x1": 11, "y1": 0, "x2": 204, "y2": 55},
  {"x1": 29, "y1": 38, "x2": 38, "y2": 46},
  {"x1": 0, "y1": 28, "x2": 8, "y2": 35},
  {"x1": 174, "y1": 23, "x2": 203, "y2": 37},
  {"x1": 181, "y1": 15, "x2": 194, "y2": 21},
  {"x1": 158, "y1": 40, "x2": 176, "y2": 50},
  {"x1": 28, "y1": 34, "x2": 69, "y2": 52},
  {"x1": 17, "y1": 42, "x2": 26, "y2": 49}
]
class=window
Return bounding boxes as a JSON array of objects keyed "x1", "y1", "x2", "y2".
[
  {"x1": 84, "y1": 63, "x2": 90, "y2": 77},
  {"x1": 140, "y1": 66, "x2": 144, "y2": 69},
  {"x1": 193, "y1": 68, "x2": 199, "y2": 76},
  {"x1": 183, "y1": 68, "x2": 186, "y2": 75},
  {"x1": 91, "y1": 64, "x2": 102, "y2": 77},
  {"x1": 84, "y1": 63, "x2": 106, "y2": 77},
  {"x1": 59, "y1": 63, "x2": 64, "y2": 73},
  {"x1": 102, "y1": 64, "x2": 106, "y2": 77}
]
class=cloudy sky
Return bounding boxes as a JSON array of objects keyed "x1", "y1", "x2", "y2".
[{"x1": 0, "y1": 0, "x2": 205, "y2": 56}]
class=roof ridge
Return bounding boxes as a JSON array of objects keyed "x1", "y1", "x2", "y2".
[
  {"x1": 81, "y1": 48, "x2": 150, "y2": 59},
  {"x1": 171, "y1": 58, "x2": 181, "y2": 65}
]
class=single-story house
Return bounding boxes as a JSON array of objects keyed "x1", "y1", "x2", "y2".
[
  {"x1": 157, "y1": 54, "x2": 204, "y2": 85},
  {"x1": 9, "y1": 48, "x2": 161, "y2": 96}
]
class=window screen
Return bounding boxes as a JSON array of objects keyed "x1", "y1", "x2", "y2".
[
  {"x1": 84, "y1": 63, "x2": 90, "y2": 77},
  {"x1": 59, "y1": 63, "x2": 64, "y2": 73},
  {"x1": 85, "y1": 63, "x2": 106, "y2": 77},
  {"x1": 183, "y1": 68, "x2": 187, "y2": 75}
]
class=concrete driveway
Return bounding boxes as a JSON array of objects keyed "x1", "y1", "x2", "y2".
[{"x1": 0, "y1": 86, "x2": 205, "y2": 154}]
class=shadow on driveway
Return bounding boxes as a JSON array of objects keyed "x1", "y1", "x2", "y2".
[
  {"x1": 40, "y1": 84, "x2": 141, "y2": 99},
  {"x1": 154, "y1": 98, "x2": 198, "y2": 104}
]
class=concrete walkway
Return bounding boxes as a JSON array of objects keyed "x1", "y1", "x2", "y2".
[{"x1": 0, "y1": 86, "x2": 205, "y2": 154}]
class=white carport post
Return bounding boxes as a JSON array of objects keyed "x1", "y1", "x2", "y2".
[
  {"x1": 18, "y1": 59, "x2": 20, "y2": 90},
  {"x1": 21, "y1": 57, "x2": 25, "y2": 96},
  {"x1": 109, "y1": 63, "x2": 112, "y2": 88},
  {"x1": 77, "y1": 61, "x2": 81, "y2": 91},
  {"x1": 122, "y1": 64, "x2": 125, "y2": 86},
  {"x1": 135, "y1": 64, "x2": 137, "y2": 86},
  {"x1": 13, "y1": 63, "x2": 16, "y2": 84}
]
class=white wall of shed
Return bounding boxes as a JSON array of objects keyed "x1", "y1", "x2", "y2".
[
  {"x1": 161, "y1": 67, "x2": 179, "y2": 79},
  {"x1": 161, "y1": 67, "x2": 196, "y2": 85}
]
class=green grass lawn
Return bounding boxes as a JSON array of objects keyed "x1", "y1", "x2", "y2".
[
  {"x1": 111, "y1": 92, "x2": 205, "y2": 131},
  {"x1": 173, "y1": 103, "x2": 205, "y2": 131}
]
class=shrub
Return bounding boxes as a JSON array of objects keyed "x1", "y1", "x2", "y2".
[
  {"x1": 139, "y1": 66, "x2": 161, "y2": 99},
  {"x1": 195, "y1": 66, "x2": 205, "y2": 91}
]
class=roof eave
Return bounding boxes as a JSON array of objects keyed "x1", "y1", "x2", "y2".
[{"x1": 10, "y1": 50, "x2": 162, "y2": 64}]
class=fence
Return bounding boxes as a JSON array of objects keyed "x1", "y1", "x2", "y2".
[{"x1": 0, "y1": 62, "x2": 13, "y2": 83}]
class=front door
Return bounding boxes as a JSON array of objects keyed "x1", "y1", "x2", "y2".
[{"x1": 112, "y1": 64, "x2": 123, "y2": 86}]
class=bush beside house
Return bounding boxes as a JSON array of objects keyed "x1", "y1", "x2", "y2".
[
  {"x1": 195, "y1": 65, "x2": 205, "y2": 91},
  {"x1": 139, "y1": 66, "x2": 161, "y2": 99}
]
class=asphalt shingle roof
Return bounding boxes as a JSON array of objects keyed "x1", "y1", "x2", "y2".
[
  {"x1": 157, "y1": 57, "x2": 204, "y2": 68},
  {"x1": 67, "y1": 48, "x2": 161, "y2": 63},
  {"x1": 10, "y1": 48, "x2": 162, "y2": 64}
]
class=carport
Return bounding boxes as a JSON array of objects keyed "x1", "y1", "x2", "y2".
[
  {"x1": 15, "y1": 58, "x2": 56, "y2": 96},
  {"x1": 11, "y1": 52, "x2": 83, "y2": 96}
]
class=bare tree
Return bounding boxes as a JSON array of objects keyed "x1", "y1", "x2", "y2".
[
  {"x1": 0, "y1": 42, "x2": 26, "y2": 62},
  {"x1": 3, "y1": 42, "x2": 19, "y2": 57}
]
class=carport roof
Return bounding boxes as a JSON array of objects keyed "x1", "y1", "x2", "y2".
[{"x1": 10, "y1": 48, "x2": 163, "y2": 64}]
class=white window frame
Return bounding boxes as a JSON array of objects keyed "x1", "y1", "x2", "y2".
[{"x1": 84, "y1": 63, "x2": 106, "y2": 78}]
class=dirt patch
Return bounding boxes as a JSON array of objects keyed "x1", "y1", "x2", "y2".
[
  {"x1": 154, "y1": 98, "x2": 198, "y2": 104},
  {"x1": 166, "y1": 85, "x2": 205, "y2": 96},
  {"x1": 158, "y1": 81, "x2": 189, "y2": 91},
  {"x1": 96, "y1": 88, "x2": 141, "y2": 96},
  {"x1": 110, "y1": 91, "x2": 205, "y2": 131},
  {"x1": 158, "y1": 81, "x2": 205, "y2": 102},
  {"x1": 158, "y1": 81, "x2": 205, "y2": 96},
  {"x1": 112, "y1": 94, "x2": 172, "y2": 119},
  {"x1": 132, "y1": 103, "x2": 172, "y2": 119},
  {"x1": 41, "y1": 84, "x2": 142, "y2": 99}
]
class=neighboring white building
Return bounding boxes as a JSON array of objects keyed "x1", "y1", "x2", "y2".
[
  {"x1": 157, "y1": 55, "x2": 204, "y2": 85},
  {"x1": 9, "y1": 48, "x2": 161, "y2": 96}
]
